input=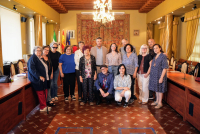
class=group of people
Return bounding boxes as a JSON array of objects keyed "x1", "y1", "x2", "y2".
[{"x1": 28, "y1": 37, "x2": 168, "y2": 112}]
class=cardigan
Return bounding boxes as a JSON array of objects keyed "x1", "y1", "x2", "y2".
[
  {"x1": 138, "y1": 54, "x2": 152, "y2": 73},
  {"x1": 28, "y1": 54, "x2": 47, "y2": 91},
  {"x1": 79, "y1": 55, "x2": 97, "y2": 78}
]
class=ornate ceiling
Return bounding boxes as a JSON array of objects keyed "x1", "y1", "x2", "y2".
[{"x1": 42, "y1": 0, "x2": 165, "y2": 13}]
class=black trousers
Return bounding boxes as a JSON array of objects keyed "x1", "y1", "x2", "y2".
[
  {"x1": 82, "y1": 78, "x2": 94, "y2": 103},
  {"x1": 63, "y1": 73, "x2": 75, "y2": 97},
  {"x1": 76, "y1": 70, "x2": 82, "y2": 98},
  {"x1": 129, "y1": 75, "x2": 135, "y2": 99},
  {"x1": 94, "y1": 89, "x2": 113, "y2": 102}
]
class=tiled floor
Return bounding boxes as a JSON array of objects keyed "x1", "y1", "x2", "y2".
[{"x1": 8, "y1": 85, "x2": 200, "y2": 134}]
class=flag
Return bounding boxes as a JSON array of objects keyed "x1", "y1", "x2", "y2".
[
  {"x1": 66, "y1": 31, "x2": 71, "y2": 45},
  {"x1": 53, "y1": 31, "x2": 57, "y2": 42},
  {"x1": 61, "y1": 30, "x2": 65, "y2": 51}
]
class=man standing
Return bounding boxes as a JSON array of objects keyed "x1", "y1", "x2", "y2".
[
  {"x1": 94, "y1": 65, "x2": 114, "y2": 105},
  {"x1": 91, "y1": 37, "x2": 108, "y2": 74},
  {"x1": 148, "y1": 39, "x2": 156, "y2": 100},
  {"x1": 120, "y1": 39, "x2": 136, "y2": 58}
]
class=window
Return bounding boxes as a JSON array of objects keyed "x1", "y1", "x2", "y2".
[
  {"x1": 0, "y1": 6, "x2": 22, "y2": 62},
  {"x1": 29, "y1": 18, "x2": 35, "y2": 54},
  {"x1": 188, "y1": 18, "x2": 200, "y2": 62},
  {"x1": 42, "y1": 22, "x2": 46, "y2": 46}
]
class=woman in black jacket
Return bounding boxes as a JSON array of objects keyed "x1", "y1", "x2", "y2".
[
  {"x1": 137, "y1": 44, "x2": 152, "y2": 104},
  {"x1": 79, "y1": 46, "x2": 97, "y2": 106},
  {"x1": 41, "y1": 46, "x2": 54, "y2": 106},
  {"x1": 28, "y1": 46, "x2": 51, "y2": 112}
]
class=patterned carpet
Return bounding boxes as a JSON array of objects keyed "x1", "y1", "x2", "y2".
[{"x1": 8, "y1": 85, "x2": 200, "y2": 134}]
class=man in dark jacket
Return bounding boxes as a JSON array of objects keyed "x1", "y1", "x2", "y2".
[{"x1": 95, "y1": 65, "x2": 114, "y2": 105}]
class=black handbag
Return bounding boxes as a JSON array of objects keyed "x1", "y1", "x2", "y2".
[{"x1": 0, "y1": 75, "x2": 11, "y2": 83}]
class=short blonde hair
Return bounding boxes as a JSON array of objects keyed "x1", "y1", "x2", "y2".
[{"x1": 139, "y1": 44, "x2": 149, "y2": 55}]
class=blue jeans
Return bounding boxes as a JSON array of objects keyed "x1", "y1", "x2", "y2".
[
  {"x1": 108, "y1": 66, "x2": 118, "y2": 76},
  {"x1": 51, "y1": 68, "x2": 59, "y2": 98}
]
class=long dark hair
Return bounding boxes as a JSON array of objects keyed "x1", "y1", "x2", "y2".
[
  {"x1": 108, "y1": 43, "x2": 119, "y2": 53},
  {"x1": 153, "y1": 44, "x2": 164, "y2": 53},
  {"x1": 42, "y1": 46, "x2": 51, "y2": 70},
  {"x1": 117, "y1": 64, "x2": 127, "y2": 75}
]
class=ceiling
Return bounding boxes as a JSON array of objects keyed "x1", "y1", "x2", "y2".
[{"x1": 42, "y1": 0, "x2": 165, "y2": 13}]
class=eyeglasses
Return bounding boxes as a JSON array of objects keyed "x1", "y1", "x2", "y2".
[
  {"x1": 44, "y1": 49, "x2": 49, "y2": 52},
  {"x1": 53, "y1": 47, "x2": 58, "y2": 49}
]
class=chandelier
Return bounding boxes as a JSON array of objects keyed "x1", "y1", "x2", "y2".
[{"x1": 93, "y1": 0, "x2": 115, "y2": 23}]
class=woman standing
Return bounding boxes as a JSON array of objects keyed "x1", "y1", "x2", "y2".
[
  {"x1": 137, "y1": 44, "x2": 152, "y2": 104},
  {"x1": 79, "y1": 46, "x2": 97, "y2": 106},
  {"x1": 28, "y1": 46, "x2": 51, "y2": 112},
  {"x1": 114, "y1": 64, "x2": 131, "y2": 107},
  {"x1": 50, "y1": 42, "x2": 61, "y2": 101},
  {"x1": 122, "y1": 44, "x2": 138, "y2": 104},
  {"x1": 41, "y1": 46, "x2": 54, "y2": 106},
  {"x1": 105, "y1": 43, "x2": 122, "y2": 76},
  {"x1": 75, "y1": 41, "x2": 84, "y2": 101},
  {"x1": 149, "y1": 44, "x2": 168, "y2": 109},
  {"x1": 59, "y1": 45, "x2": 76, "y2": 101}
]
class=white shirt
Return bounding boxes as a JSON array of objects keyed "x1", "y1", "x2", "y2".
[
  {"x1": 74, "y1": 49, "x2": 83, "y2": 70},
  {"x1": 96, "y1": 47, "x2": 103, "y2": 65}
]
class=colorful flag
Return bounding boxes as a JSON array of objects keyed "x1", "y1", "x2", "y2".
[
  {"x1": 53, "y1": 31, "x2": 57, "y2": 42},
  {"x1": 66, "y1": 31, "x2": 71, "y2": 45},
  {"x1": 61, "y1": 30, "x2": 65, "y2": 51}
]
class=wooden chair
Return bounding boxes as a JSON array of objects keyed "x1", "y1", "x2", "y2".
[
  {"x1": 17, "y1": 60, "x2": 24, "y2": 74},
  {"x1": 10, "y1": 62, "x2": 16, "y2": 76},
  {"x1": 172, "y1": 60, "x2": 176, "y2": 70},
  {"x1": 181, "y1": 62, "x2": 188, "y2": 74}
]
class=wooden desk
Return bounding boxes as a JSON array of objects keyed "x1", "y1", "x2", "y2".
[
  {"x1": 0, "y1": 76, "x2": 38, "y2": 134},
  {"x1": 165, "y1": 70, "x2": 200, "y2": 131}
]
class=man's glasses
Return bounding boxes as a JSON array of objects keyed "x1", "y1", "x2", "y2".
[{"x1": 53, "y1": 47, "x2": 58, "y2": 49}]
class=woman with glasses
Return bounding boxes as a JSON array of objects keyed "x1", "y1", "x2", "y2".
[
  {"x1": 137, "y1": 44, "x2": 152, "y2": 105},
  {"x1": 42, "y1": 46, "x2": 55, "y2": 106},
  {"x1": 50, "y1": 42, "x2": 61, "y2": 101},
  {"x1": 59, "y1": 45, "x2": 76, "y2": 101},
  {"x1": 105, "y1": 43, "x2": 122, "y2": 76}
]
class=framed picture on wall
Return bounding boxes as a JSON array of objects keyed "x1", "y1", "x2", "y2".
[
  {"x1": 133, "y1": 30, "x2": 139, "y2": 36},
  {"x1": 68, "y1": 30, "x2": 75, "y2": 39}
]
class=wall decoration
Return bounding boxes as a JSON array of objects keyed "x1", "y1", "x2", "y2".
[
  {"x1": 133, "y1": 30, "x2": 139, "y2": 36},
  {"x1": 68, "y1": 30, "x2": 75, "y2": 39},
  {"x1": 77, "y1": 14, "x2": 130, "y2": 49}
]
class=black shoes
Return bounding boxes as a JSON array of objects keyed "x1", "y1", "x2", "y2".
[
  {"x1": 123, "y1": 102, "x2": 128, "y2": 107},
  {"x1": 96, "y1": 101, "x2": 101, "y2": 105}
]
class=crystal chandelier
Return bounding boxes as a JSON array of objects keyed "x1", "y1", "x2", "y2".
[{"x1": 93, "y1": 0, "x2": 115, "y2": 23}]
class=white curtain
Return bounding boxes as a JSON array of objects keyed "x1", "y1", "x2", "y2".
[
  {"x1": 0, "y1": 6, "x2": 22, "y2": 62},
  {"x1": 29, "y1": 18, "x2": 35, "y2": 54},
  {"x1": 188, "y1": 18, "x2": 200, "y2": 62}
]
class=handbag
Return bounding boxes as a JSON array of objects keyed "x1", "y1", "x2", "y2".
[
  {"x1": 0, "y1": 75, "x2": 11, "y2": 83},
  {"x1": 195, "y1": 77, "x2": 200, "y2": 82}
]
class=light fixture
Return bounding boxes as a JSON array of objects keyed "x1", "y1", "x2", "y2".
[
  {"x1": 93, "y1": 0, "x2": 115, "y2": 23},
  {"x1": 8, "y1": 0, "x2": 11, "y2": 1},
  {"x1": 34, "y1": 12, "x2": 36, "y2": 13},
  {"x1": 23, "y1": 7, "x2": 25, "y2": 8},
  {"x1": 172, "y1": 12, "x2": 174, "y2": 13},
  {"x1": 161, "y1": 17, "x2": 162, "y2": 19},
  {"x1": 56, "y1": 22, "x2": 57, "y2": 24},
  {"x1": 47, "y1": 20, "x2": 49, "y2": 24},
  {"x1": 192, "y1": 4, "x2": 197, "y2": 10},
  {"x1": 13, "y1": 5, "x2": 17, "y2": 10},
  {"x1": 183, "y1": 6, "x2": 185, "y2": 8},
  {"x1": 50, "y1": 20, "x2": 53, "y2": 22},
  {"x1": 158, "y1": 21, "x2": 161, "y2": 24}
]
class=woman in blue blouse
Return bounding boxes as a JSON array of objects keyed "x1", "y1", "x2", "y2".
[
  {"x1": 59, "y1": 45, "x2": 76, "y2": 101},
  {"x1": 122, "y1": 44, "x2": 138, "y2": 104}
]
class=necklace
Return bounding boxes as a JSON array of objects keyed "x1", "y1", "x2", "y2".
[{"x1": 153, "y1": 53, "x2": 161, "y2": 67}]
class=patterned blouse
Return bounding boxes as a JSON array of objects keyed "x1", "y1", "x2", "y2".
[
  {"x1": 114, "y1": 74, "x2": 131, "y2": 93},
  {"x1": 85, "y1": 58, "x2": 92, "y2": 78},
  {"x1": 122, "y1": 52, "x2": 138, "y2": 75},
  {"x1": 105, "y1": 52, "x2": 122, "y2": 66}
]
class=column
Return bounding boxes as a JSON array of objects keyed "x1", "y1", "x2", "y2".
[
  {"x1": 164, "y1": 14, "x2": 173, "y2": 59},
  {"x1": 0, "y1": 13, "x2": 3, "y2": 72},
  {"x1": 34, "y1": 14, "x2": 43, "y2": 47},
  {"x1": 147, "y1": 23, "x2": 154, "y2": 43}
]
